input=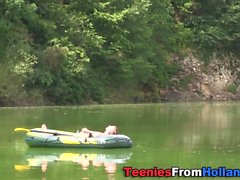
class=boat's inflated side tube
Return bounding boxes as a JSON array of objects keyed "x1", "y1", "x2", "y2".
[{"x1": 25, "y1": 129, "x2": 132, "y2": 148}]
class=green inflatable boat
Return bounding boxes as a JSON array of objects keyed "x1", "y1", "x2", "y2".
[{"x1": 24, "y1": 128, "x2": 132, "y2": 148}]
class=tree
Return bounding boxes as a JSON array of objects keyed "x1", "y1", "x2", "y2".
[{"x1": 173, "y1": 0, "x2": 240, "y2": 59}]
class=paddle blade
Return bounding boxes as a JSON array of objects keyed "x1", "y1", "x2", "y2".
[
  {"x1": 15, "y1": 165, "x2": 30, "y2": 171},
  {"x1": 14, "y1": 128, "x2": 30, "y2": 132}
]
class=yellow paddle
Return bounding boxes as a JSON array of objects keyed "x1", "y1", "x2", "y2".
[
  {"x1": 14, "y1": 128, "x2": 30, "y2": 132},
  {"x1": 14, "y1": 127, "x2": 82, "y2": 137},
  {"x1": 15, "y1": 165, "x2": 30, "y2": 171}
]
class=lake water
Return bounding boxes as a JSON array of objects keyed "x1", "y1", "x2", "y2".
[{"x1": 1, "y1": 102, "x2": 240, "y2": 179}]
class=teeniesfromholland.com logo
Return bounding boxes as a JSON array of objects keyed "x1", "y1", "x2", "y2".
[{"x1": 123, "y1": 167, "x2": 240, "y2": 177}]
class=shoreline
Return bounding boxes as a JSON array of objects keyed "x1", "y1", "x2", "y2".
[{"x1": 1, "y1": 98, "x2": 240, "y2": 108}]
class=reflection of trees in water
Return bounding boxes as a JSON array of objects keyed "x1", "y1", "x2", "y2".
[
  {"x1": 177, "y1": 103, "x2": 240, "y2": 149},
  {"x1": 155, "y1": 103, "x2": 240, "y2": 153},
  {"x1": 149, "y1": 103, "x2": 240, "y2": 167},
  {"x1": 199, "y1": 103, "x2": 231, "y2": 129}
]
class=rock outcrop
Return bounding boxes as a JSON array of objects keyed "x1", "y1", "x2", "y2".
[{"x1": 161, "y1": 53, "x2": 240, "y2": 101}]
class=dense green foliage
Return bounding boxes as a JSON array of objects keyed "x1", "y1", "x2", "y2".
[
  {"x1": 0, "y1": 0, "x2": 239, "y2": 105},
  {"x1": 172, "y1": 0, "x2": 240, "y2": 59}
]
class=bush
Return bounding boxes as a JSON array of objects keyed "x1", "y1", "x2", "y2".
[{"x1": 226, "y1": 84, "x2": 238, "y2": 94}]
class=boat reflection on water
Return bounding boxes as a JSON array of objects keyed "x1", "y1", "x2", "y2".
[{"x1": 15, "y1": 148, "x2": 132, "y2": 179}]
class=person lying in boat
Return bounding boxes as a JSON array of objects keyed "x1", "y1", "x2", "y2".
[
  {"x1": 80, "y1": 125, "x2": 117, "y2": 137},
  {"x1": 40, "y1": 124, "x2": 117, "y2": 137}
]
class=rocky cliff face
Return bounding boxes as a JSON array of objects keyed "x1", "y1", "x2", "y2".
[{"x1": 162, "y1": 53, "x2": 240, "y2": 101}]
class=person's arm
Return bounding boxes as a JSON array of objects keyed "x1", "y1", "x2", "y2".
[
  {"x1": 41, "y1": 124, "x2": 47, "y2": 129},
  {"x1": 81, "y1": 128, "x2": 103, "y2": 137},
  {"x1": 81, "y1": 128, "x2": 91, "y2": 133}
]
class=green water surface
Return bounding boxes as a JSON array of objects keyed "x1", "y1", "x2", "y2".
[{"x1": 1, "y1": 102, "x2": 240, "y2": 179}]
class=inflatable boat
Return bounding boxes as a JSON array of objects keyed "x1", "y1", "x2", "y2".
[{"x1": 23, "y1": 128, "x2": 132, "y2": 148}]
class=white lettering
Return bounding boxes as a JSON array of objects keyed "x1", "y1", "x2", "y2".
[{"x1": 171, "y1": 167, "x2": 179, "y2": 176}]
